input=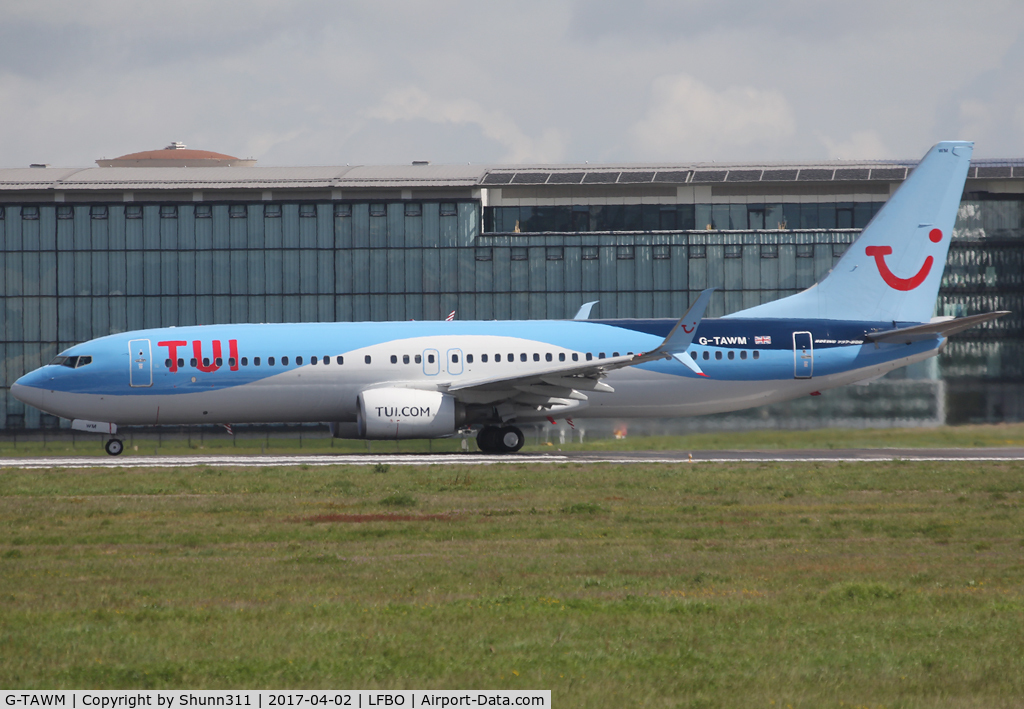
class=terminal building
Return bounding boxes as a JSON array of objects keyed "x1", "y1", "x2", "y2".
[{"x1": 0, "y1": 145, "x2": 1021, "y2": 432}]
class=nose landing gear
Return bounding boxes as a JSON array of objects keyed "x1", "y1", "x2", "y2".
[
  {"x1": 476, "y1": 425, "x2": 525, "y2": 454},
  {"x1": 104, "y1": 438, "x2": 124, "y2": 456}
]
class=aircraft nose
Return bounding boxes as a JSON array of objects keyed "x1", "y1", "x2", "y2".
[{"x1": 11, "y1": 371, "x2": 48, "y2": 409}]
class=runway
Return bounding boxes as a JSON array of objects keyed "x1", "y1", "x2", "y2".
[{"x1": 2, "y1": 448, "x2": 1024, "y2": 469}]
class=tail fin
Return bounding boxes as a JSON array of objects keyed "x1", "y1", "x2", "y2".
[{"x1": 727, "y1": 141, "x2": 973, "y2": 323}]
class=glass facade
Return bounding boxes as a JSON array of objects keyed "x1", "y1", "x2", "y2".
[
  {"x1": 1, "y1": 194, "x2": 1022, "y2": 430},
  {"x1": 484, "y1": 202, "x2": 886, "y2": 232}
]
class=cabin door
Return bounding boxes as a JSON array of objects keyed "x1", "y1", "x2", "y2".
[
  {"x1": 792, "y1": 332, "x2": 813, "y2": 379},
  {"x1": 129, "y1": 339, "x2": 153, "y2": 387},
  {"x1": 422, "y1": 349, "x2": 440, "y2": 376}
]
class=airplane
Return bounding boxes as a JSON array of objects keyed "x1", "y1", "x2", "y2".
[{"x1": 12, "y1": 141, "x2": 1008, "y2": 455}]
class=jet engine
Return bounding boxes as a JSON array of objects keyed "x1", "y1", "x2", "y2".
[{"x1": 352, "y1": 388, "x2": 463, "y2": 439}]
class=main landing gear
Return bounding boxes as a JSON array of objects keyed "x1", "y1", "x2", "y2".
[
  {"x1": 476, "y1": 425, "x2": 525, "y2": 454},
  {"x1": 104, "y1": 438, "x2": 124, "y2": 456}
]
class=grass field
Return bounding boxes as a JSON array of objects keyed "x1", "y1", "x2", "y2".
[
  {"x1": 2, "y1": 421, "x2": 1024, "y2": 457},
  {"x1": 1, "y1": 459, "x2": 1023, "y2": 707}
]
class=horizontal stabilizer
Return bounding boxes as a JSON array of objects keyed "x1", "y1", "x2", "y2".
[{"x1": 865, "y1": 311, "x2": 1009, "y2": 344}]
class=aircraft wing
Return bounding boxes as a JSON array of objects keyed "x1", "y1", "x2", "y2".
[
  {"x1": 441, "y1": 289, "x2": 714, "y2": 418},
  {"x1": 865, "y1": 311, "x2": 1009, "y2": 344}
]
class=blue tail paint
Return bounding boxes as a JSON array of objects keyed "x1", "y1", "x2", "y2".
[{"x1": 726, "y1": 141, "x2": 973, "y2": 323}]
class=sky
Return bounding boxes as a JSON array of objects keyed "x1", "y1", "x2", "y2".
[{"x1": 2, "y1": 0, "x2": 1023, "y2": 168}]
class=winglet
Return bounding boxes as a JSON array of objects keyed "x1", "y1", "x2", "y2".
[
  {"x1": 574, "y1": 301, "x2": 599, "y2": 320},
  {"x1": 631, "y1": 288, "x2": 714, "y2": 376},
  {"x1": 655, "y1": 288, "x2": 714, "y2": 354}
]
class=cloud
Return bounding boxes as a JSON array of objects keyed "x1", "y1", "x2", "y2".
[
  {"x1": 820, "y1": 131, "x2": 890, "y2": 160},
  {"x1": 629, "y1": 74, "x2": 796, "y2": 160},
  {"x1": 2, "y1": 2, "x2": 1024, "y2": 167},
  {"x1": 367, "y1": 87, "x2": 565, "y2": 163}
]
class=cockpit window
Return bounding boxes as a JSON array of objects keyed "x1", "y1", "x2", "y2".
[{"x1": 50, "y1": 355, "x2": 92, "y2": 368}]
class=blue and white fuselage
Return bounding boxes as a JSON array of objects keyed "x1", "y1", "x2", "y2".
[
  {"x1": 12, "y1": 317, "x2": 940, "y2": 426},
  {"x1": 11, "y1": 141, "x2": 1008, "y2": 454}
]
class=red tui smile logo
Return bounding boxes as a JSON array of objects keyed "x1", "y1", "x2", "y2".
[{"x1": 865, "y1": 228, "x2": 942, "y2": 291}]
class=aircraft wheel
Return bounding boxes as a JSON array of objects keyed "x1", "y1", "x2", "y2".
[
  {"x1": 498, "y1": 426, "x2": 525, "y2": 453},
  {"x1": 105, "y1": 438, "x2": 124, "y2": 456},
  {"x1": 476, "y1": 426, "x2": 500, "y2": 453}
]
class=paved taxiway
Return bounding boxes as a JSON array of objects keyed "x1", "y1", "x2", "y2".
[{"x1": 1, "y1": 448, "x2": 1023, "y2": 469}]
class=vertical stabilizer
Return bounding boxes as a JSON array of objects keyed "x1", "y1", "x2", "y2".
[{"x1": 726, "y1": 141, "x2": 973, "y2": 323}]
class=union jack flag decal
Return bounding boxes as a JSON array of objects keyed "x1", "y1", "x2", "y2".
[{"x1": 755, "y1": 335, "x2": 771, "y2": 345}]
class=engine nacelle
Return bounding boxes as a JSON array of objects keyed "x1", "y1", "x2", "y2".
[{"x1": 356, "y1": 388, "x2": 461, "y2": 439}]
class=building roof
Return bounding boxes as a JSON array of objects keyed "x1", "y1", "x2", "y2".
[
  {"x1": 95, "y1": 143, "x2": 257, "y2": 168},
  {"x1": 0, "y1": 158, "x2": 1020, "y2": 193},
  {"x1": 110, "y1": 148, "x2": 241, "y2": 162}
]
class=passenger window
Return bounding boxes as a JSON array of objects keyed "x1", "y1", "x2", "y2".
[
  {"x1": 690, "y1": 351, "x2": 697, "y2": 360},
  {"x1": 452, "y1": 354, "x2": 459, "y2": 363},
  {"x1": 403, "y1": 355, "x2": 410, "y2": 364},
  {"x1": 702, "y1": 351, "x2": 709, "y2": 360},
  {"x1": 282, "y1": 356, "x2": 289, "y2": 365},
  {"x1": 228, "y1": 357, "x2": 236, "y2": 367},
  {"x1": 203, "y1": 358, "x2": 210, "y2": 367},
  {"x1": 339, "y1": 356, "x2": 344, "y2": 364},
  {"x1": 391, "y1": 355, "x2": 398, "y2": 364},
  {"x1": 241, "y1": 357, "x2": 247, "y2": 366},
  {"x1": 254, "y1": 357, "x2": 261, "y2": 366},
  {"x1": 520, "y1": 353, "x2": 527, "y2": 362},
  {"x1": 165, "y1": 359, "x2": 172, "y2": 368},
  {"x1": 572, "y1": 353, "x2": 578, "y2": 361},
  {"x1": 311, "y1": 356, "x2": 317, "y2": 365},
  {"x1": 740, "y1": 351, "x2": 747, "y2": 360},
  {"x1": 191, "y1": 358, "x2": 198, "y2": 367},
  {"x1": 586, "y1": 353, "x2": 593, "y2": 361},
  {"x1": 428, "y1": 354, "x2": 434, "y2": 364},
  {"x1": 296, "y1": 356, "x2": 303, "y2": 365},
  {"x1": 507, "y1": 353, "x2": 514, "y2": 362},
  {"x1": 753, "y1": 351, "x2": 760, "y2": 360},
  {"x1": 558, "y1": 353, "x2": 565, "y2": 362},
  {"x1": 482, "y1": 354, "x2": 489, "y2": 363},
  {"x1": 728, "y1": 351, "x2": 734, "y2": 360},
  {"x1": 467, "y1": 354, "x2": 474, "y2": 363},
  {"x1": 323, "y1": 356, "x2": 330, "y2": 364},
  {"x1": 613, "y1": 352, "x2": 619, "y2": 357},
  {"x1": 178, "y1": 358, "x2": 184, "y2": 368},
  {"x1": 269, "y1": 357, "x2": 275, "y2": 365},
  {"x1": 715, "y1": 351, "x2": 722, "y2": 360},
  {"x1": 364, "y1": 355, "x2": 372, "y2": 364},
  {"x1": 545, "y1": 353, "x2": 552, "y2": 362},
  {"x1": 599, "y1": 353, "x2": 606, "y2": 359},
  {"x1": 414, "y1": 354, "x2": 420, "y2": 364},
  {"x1": 533, "y1": 353, "x2": 540, "y2": 362}
]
